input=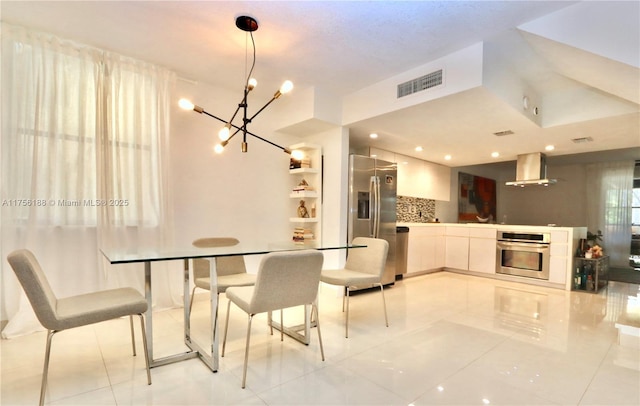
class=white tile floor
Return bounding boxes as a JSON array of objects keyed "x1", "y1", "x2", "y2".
[{"x1": 2, "y1": 272, "x2": 639, "y2": 405}]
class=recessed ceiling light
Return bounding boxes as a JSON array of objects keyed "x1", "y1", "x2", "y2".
[
  {"x1": 369, "y1": 133, "x2": 378, "y2": 139},
  {"x1": 545, "y1": 145, "x2": 555, "y2": 151},
  {"x1": 491, "y1": 152, "x2": 500, "y2": 158},
  {"x1": 444, "y1": 155, "x2": 452, "y2": 160},
  {"x1": 415, "y1": 146, "x2": 423, "y2": 152}
]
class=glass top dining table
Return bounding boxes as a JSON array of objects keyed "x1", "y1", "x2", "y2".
[
  {"x1": 101, "y1": 241, "x2": 364, "y2": 372},
  {"x1": 102, "y1": 241, "x2": 361, "y2": 264}
]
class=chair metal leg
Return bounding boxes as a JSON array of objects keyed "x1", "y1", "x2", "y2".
[
  {"x1": 241, "y1": 314, "x2": 254, "y2": 389},
  {"x1": 138, "y1": 314, "x2": 152, "y2": 385},
  {"x1": 377, "y1": 283, "x2": 389, "y2": 327},
  {"x1": 312, "y1": 302, "x2": 325, "y2": 361},
  {"x1": 187, "y1": 286, "x2": 198, "y2": 319},
  {"x1": 129, "y1": 315, "x2": 136, "y2": 356},
  {"x1": 345, "y1": 287, "x2": 350, "y2": 338},
  {"x1": 39, "y1": 330, "x2": 57, "y2": 406},
  {"x1": 280, "y1": 309, "x2": 284, "y2": 341},
  {"x1": 221, "y1": 299, "x2": 232, "y2": 357}
]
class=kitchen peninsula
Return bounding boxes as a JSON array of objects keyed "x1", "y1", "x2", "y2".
[{"x1": 399, "y1": 223, "x2": 587, "y2": 291}]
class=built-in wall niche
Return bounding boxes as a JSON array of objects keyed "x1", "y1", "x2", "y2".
[{"x1": 397, "y1": 196, "x2": 436, "y2": 223}]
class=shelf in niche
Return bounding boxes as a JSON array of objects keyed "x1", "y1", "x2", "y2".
[
  {"x1": 290, "y1": 168, "x2": 318, "y2": 175},
  {"x1": 290, "y1": 191, "x2": 318, "y2": 198},
  {"x1": 289, "y1": 217, "x2": 318, "y2": 223}
]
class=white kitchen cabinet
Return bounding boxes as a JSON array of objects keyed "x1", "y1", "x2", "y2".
[
  {"x1": 397, "y1": 155, "x2": 421, "y2": 197},
  {"x1": 549, "y1": 256, "x2": 568, "y2": 284},
  {"x1": 422, "y1": 159, "x2": 451, "y2": 201},
  {"x1": 445, "y1": 226, "x2": 470, "y2": 238},
  {"x1": 407, "y1": 227, "x2": 425, "y2": 274},
  {"x1": 468, "y1": 227, "x2": 497, "y2": 274},
  {"x1": 426, "y1": 230, "x2": 446, "y2": 271},
  {"x1": 444, "y1": 226, "x2": 496, "y2": 273},
  {"x1": 445, "y1": 236, "x2": 469, "y2": 270},
  {"x1": 397, "y1": 155, "x2": 451, "y2": 201},
  {"x1": 369, "y1": 148, "x2": 450, "y2": 201},
  {"x1": 445, "y1": 227, "x2": 470, "y2": 270},
  {"x1": 550, "y1": 230, "x2": 569, "y2": 243},
  {"x1": 407, "y1": 225, "x2": 445, "y2": 274},
  {"x1": 549, "y1": 230, "x2": 570, "y2": 285}
]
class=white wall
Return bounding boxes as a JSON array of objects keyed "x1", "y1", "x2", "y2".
[
  {"x1": 342, "y1": 43, "x2": 484, "y2": 124},
  {"x1": 171, "y1": 80, "x2": 350, "y2": 272},
  {"x1": 498, "y1": 163, "x2": 588, "y2": 227},
  {"x1": 172, "y1": 80, "x2": 296, "y2": 271}
]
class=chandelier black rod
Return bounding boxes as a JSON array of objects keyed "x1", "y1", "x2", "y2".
[{"x1": 199, "y1": 108, "x2": 289, "y2": 153}]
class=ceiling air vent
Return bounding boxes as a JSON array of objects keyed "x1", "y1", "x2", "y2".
[
  {"x1": 493, "y1": 130, "x2": 514, "y2": 136},
  {"x1": 572, "y1": 136, "x2": 594, "y2": 144},
  {"x1": 397, "y1": 69, "x2": 443, "y2": 98}
]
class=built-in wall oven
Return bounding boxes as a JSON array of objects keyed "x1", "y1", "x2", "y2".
[{"x1": 496, "y1": 231, "x2": 551, "y2": 280}]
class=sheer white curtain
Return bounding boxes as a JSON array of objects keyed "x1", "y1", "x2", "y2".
[
  {"x1": 586, "y1": 160, "x2": 635, "y2": 268},
  {"x1": 1, "y1": 24, "x2": 180, "y2": 338}
]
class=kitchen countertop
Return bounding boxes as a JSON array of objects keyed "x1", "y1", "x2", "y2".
[{"x1": 397, "y1": 222, "x2": 586, "y2": 233}]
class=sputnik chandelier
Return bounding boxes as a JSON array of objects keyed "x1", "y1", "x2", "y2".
[{"x1": 179, "y1": 15, "x2": 302, "y2": 158}]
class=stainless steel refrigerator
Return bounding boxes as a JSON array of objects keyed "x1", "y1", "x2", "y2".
[{"x1": 348, "y1": 154, "x2": 397, "y2": 288}]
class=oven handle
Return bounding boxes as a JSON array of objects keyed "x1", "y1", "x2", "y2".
[{"x1": 497, "y1": 241, "x2": 550, "y2": 250}]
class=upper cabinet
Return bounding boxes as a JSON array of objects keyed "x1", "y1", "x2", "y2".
[{"x1": 370, "y1": 148, "x2": 450, "y2": 201}]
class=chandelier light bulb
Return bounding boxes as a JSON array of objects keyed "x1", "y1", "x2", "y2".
[
  {"x1": 214, "y1": 144, "x2": 225, "y2": 154},
  {"x1": 178, "y1": 98, "x2": 194, "y2": 110},
  {"x1": 280, "y1": 80, "x2": 294, "y2": 94},
  {"x1": 291, "y1": 150, "x2": 305, "y2": 160},
  {"x1": 218, "y1": 125, "x2": 231, "y2": 141},
  {"x1": 247, "y1": 78, "x2": 257, "y2": 90}
]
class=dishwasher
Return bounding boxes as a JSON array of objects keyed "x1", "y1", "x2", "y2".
[{"x1": 395, "y1": 226, "x2": 409, "y2": 279}]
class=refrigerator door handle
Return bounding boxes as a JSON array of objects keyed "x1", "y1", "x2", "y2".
[
  {"x1": 373, "y1": 176, "x2": 381, "y2": 238},
  {"x1": 369, "y1": 176, "x2": 376, "y2": 237}
]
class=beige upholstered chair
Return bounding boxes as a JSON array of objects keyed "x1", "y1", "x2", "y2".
[
  {"x1": 7, "y1": 249, "x2": 151, "y2": 406},
  {"x1": 221, "y1": 249, "x2": 325, "y2": 388},
  {"x1": 189, "y1": 237, "x2": 256, "y2": 317},
  {"x1": 320, "y1": 237, "x2": 389, "y2": 338}
]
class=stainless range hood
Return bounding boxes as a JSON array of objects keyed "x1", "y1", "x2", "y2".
[{"x1": 505, "y1": 153, "x2": 557, "y2": 187}]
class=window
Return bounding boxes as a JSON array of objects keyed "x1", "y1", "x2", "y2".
[{"x1": 2, "y1": 27, "x2": 171, "y2": 227}]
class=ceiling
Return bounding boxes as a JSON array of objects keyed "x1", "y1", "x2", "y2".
[{"x1": 2, "y1": 1, "x2": 639, "y2": 167}]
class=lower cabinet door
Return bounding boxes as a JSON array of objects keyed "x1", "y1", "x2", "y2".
[
  {"x1": 445, "y1": 236, "x2": 469, "y2": 270},
  {"x1": 468, "y1": 237, "x2": 496, "y2": 274}
]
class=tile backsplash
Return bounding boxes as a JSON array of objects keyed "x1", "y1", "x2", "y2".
[{"x1": 397, "y1": 196, "x2": 436, "y2": 223}]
